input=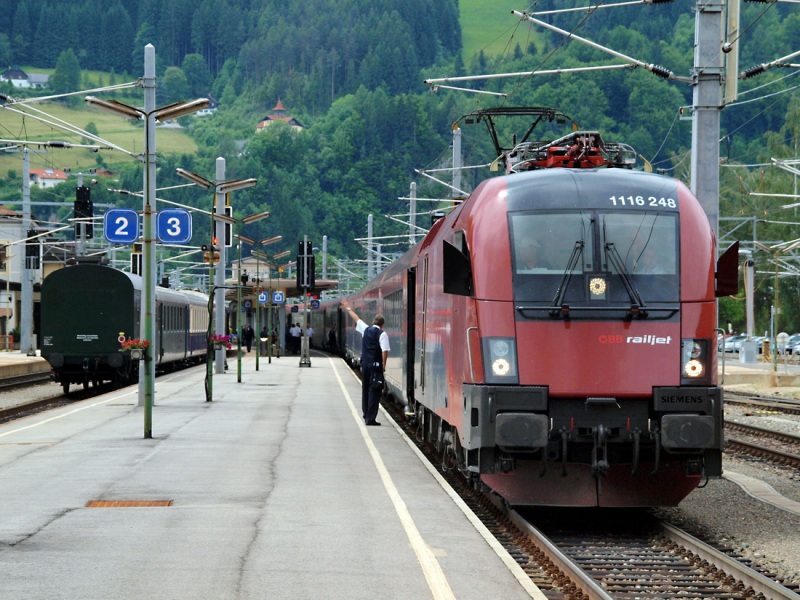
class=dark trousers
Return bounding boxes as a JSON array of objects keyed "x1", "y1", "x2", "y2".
[{"x1": 361, "y1": 364, "x2": 381, "y2": 423}]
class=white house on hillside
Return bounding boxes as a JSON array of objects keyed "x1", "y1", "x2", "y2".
[
  {"x1": 29, "y1": 168, "x2": 68, "y2": 189},
  {"x1": 0, "y1": 67, "x2": 49, "y2": 89}
]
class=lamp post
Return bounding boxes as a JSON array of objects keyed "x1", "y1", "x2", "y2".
[
  {"x1": 176, "y1": 166, "x2": 260, "y2": 385},
  {"x1": 253, "y1": 238, "x2": 287, "y2": 366},
  {"x1": 85, "y1": 44, "x2": 210, "y2": 439},
  {"x1": 753, "y1": 240, "x2": 799, "y2": 373},
  {"x1": 250, "y1": 235, "x2": 283, "y2": 370}
]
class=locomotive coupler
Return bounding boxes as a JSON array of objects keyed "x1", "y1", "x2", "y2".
[
  {"x1": 631, "y1": 428, "x2": 641, "y2": 475},
  {"x1": 651, "y1": 426, "x2": 661, "y2": 475},
  {"x1": 591, "y1": 424, "x2": 609, "y2": 478},
  {"x1": 499, "y1": 455, "x2": 514, "y2": 473}
]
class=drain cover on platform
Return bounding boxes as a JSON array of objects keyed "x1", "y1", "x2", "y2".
[{"x1": 86, "y1": 500, "x2": 173, "y2": 508}]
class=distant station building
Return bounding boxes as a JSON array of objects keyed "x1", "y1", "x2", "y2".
[{"x1": 256, "y1": 100, "x2": 304, "y2": 132}]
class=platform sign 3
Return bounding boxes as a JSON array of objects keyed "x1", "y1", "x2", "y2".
[
  {"x1": 104, "y1": 208, "x2": 140, "y2": 244},
  {"x1": 157, "y1": 209, "x2": 192, "y2": 244}
]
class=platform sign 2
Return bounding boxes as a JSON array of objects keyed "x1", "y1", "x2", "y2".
[
  {"x1": 104, "y1": 208, "x2": 140, "y2": 244},
  {"x1": 157, "y1": 209, "x2": 192, "y2": 244}
]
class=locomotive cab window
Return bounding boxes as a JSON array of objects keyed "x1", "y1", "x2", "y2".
[
  {"x1": 600, "y1": 212, "x2": 678, "y2": 303},
  {"x1": 511, "y1": 210, "x2": 679, "y2": 316},
  {"x1": 512, "y1": 211, "x2": 593, "y2": 276}
]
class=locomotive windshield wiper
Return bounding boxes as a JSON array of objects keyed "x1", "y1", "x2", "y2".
[
  {"x1": 549, "y1": 240, "x2": 584, "y2": 318},
  {"x1": 604, "y1": 242, "x2": 648, "y2": 318}
]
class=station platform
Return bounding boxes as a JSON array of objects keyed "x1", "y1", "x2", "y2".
[
  {"x1": 0, "y1": 349, "x2": 50, "y2": 378},
  {"x1": 0, "y1": 352, "x2": 543, "y2": 600},
  {"x1": 719, "y1": 356, "x2": 800, "y2": 387}
]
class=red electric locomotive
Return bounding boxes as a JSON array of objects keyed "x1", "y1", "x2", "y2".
[{"x1": 336, "y1": 108, "x2": 738, "y2": 507}]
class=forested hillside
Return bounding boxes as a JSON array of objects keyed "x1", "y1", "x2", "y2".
[{"x1": 2, "y1": 0, "x2": 800, "y2": 332}]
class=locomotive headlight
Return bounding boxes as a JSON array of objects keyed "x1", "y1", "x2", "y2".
[
  {"x1": 492, "y1": 357, "x2": 511, "y2": 376},
  {"x1": 482, "y1": 337, "x2": 518, "y2": 384},
  {"x1": 681, "y1": 338, "x2": 709, "y2": 383},
  {"x1": 683, "y1": 359, "x2": 704, "y2": 378}
]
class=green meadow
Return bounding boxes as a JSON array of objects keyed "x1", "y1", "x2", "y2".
[
  {"x1": 459, "y1": 0, "x2": 538, "y2": 62},
  {"x1": 1, "y1": 74, "x2": 198, "y2": 179}
]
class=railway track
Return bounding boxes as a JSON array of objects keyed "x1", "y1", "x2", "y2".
[
  {"x1": 0, "y1": 371, "x2": 51, "y2": 391},
  {"x1": 725, "y1": 420, "x2": 800, "y2": 470},
  {"x1": 382, "y1": 398, "x2": 800, "y2": 599},
  {"x1": 726, "y1": 389, "x2": 800, "y2": 415}
]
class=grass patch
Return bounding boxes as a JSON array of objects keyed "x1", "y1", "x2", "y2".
[
  {"x1": 0, "y1": 100, "x2": 198, "y2": 176},
  {"x1": 460, "y1": 0, "x2": 539, "y2": 62}
]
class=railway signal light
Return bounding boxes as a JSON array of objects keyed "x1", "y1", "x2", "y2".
[
  {"x1": 26, "y1": 229, "x2": 40, "y2": 269},
  {"x1": 201, "y1": 243, "x2": 220, "y2": 264},
  {"x1": 131, "y1": 242, "x2": 142, "y2": 275},
  {"x1": 296, "y1": 240, "x2": 315, "y2": 291},
  {"x1": 224, "y1": 205, "x2": 233, "y2": 247},
  {"x1": 73, "y1": 186, "x2": 94, "y2": 239}
]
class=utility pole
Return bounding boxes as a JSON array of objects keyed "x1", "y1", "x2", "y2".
[
  {"x1": 367, "y1": 214, "x2": 374, "y2": 279},
  {"x1": 452, "y1": 125, "x2": 463, "y2": 203},
  {"x1": 409, "y1": 181, "x2": 416, "y2": 248},
  {"x1": 690, "y1": 0, "x2": 725, "y2": 238},
  {"x1": 20, "y1": 148, "x2": 34, "y2": 355},
  {"x1": 214, "y1": 158, "x2": 227, "y2": 375}
]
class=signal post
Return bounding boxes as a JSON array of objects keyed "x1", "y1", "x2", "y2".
[{"x1": 297, "y1": 236, "x2": 314, "y2": 367}]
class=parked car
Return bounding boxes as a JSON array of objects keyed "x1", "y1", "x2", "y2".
[
  {"x1": 720, "y1": 334, "x2": 746, "y2": 353},
  {"x1": 784, "y1": 333, "x2": 800, "y2": 355}
]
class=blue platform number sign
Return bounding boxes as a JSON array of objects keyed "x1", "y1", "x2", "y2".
[
  {"x1": 103, "y1": 208, "x2": 139, "y2": 244},
  {"x1": 272, "y1": 291, "x2": 285, "y2": 304},
  {"x1": 156, "y1": 208, "x2": 192, "y2": 244},
  {"x1": 258, "y1": 292, "x2": 268, "y2": 304},
  {"x1": 311, "y1": 299, "x2": 320, "y2": 310}
]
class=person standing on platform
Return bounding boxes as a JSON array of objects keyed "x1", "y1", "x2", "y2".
[
  {"x1": 242, "y1": 324, "x2": 255, "y2": 353},
  {"x1": 340, "y1": 299, "x2": 390, "y2": 426},
  {"x1": 289, "y1": 322, "x2": 302, "y2": 354}
]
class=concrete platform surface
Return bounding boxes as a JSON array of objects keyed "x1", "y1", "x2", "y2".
[
  {"x1": 719, "y1": 357, "x2": 800, "y2": 387},
  {"x1": 0, "y1": 352, "x2": 543, "y2": 600},
  {"x1": 0, "y1": 350, "x2": 49, "y2": 378}
]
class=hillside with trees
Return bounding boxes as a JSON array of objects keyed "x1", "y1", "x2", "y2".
[{"x1": 2, "y1": 0, "x2": 800, "y2": 332}]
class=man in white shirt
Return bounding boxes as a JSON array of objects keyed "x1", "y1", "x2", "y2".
[
  {"x1": 289, "y1": 322, "x2": 302, "y2": 354},
  {"x1": 340, "y1": 299, "x2": 390, "y2": 426}
]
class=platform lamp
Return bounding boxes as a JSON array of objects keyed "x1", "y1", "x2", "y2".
[
  {"x1": 85, "y1": 55, "x2": 210, "y2": 439},
  {"x1": 250, "y1": 235, "x2": 283, "y2": 370},
  {"x1": 175, "y1": 165, "x2": 258, "y2": 395},
  {"x1": 235, "y1": 233, "x2": 253, "y2": 382},
  {"x1": 253, "y1": 238, "x2": 287, "y2": 366}
]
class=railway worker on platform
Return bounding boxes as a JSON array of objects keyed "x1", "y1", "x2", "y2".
[{"x1": 340, "y1": 298, "x2": 390, "y2": 427}]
